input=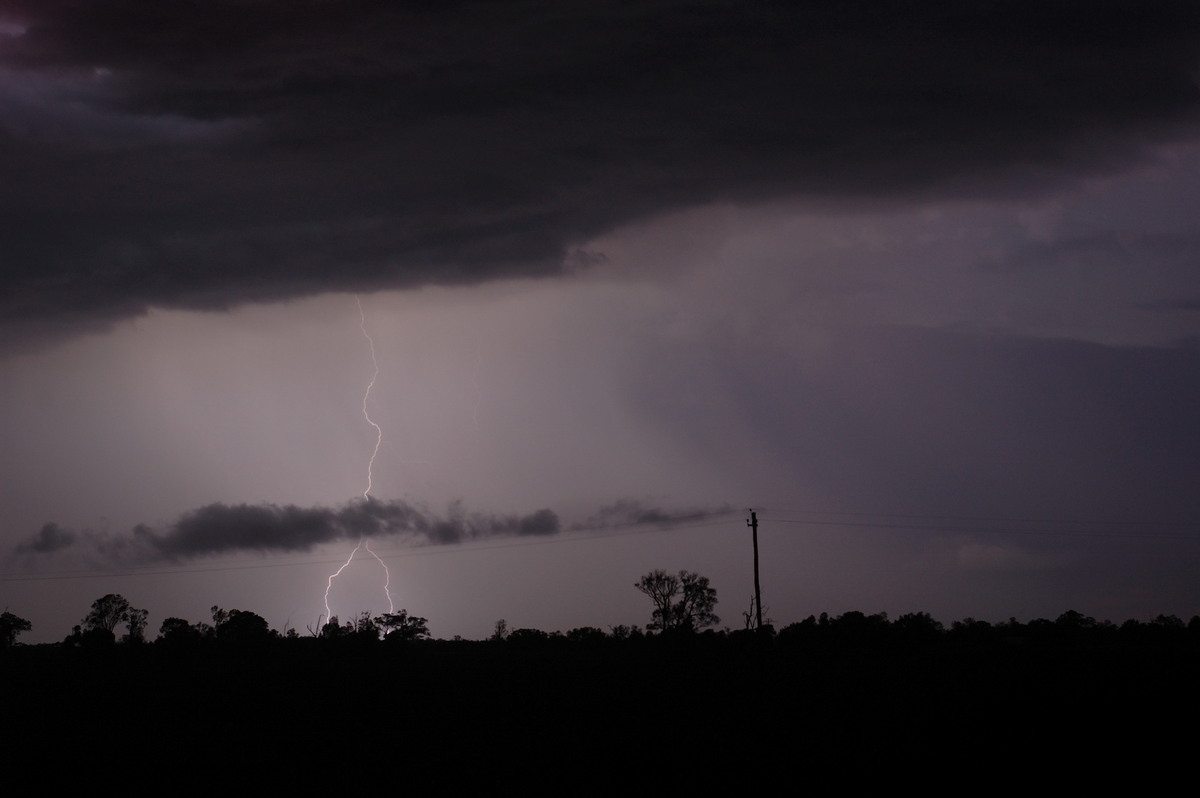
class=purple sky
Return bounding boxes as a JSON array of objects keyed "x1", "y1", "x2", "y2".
[{"x1": 2, "y1": 1, "x2": 1199, "y2": 642}]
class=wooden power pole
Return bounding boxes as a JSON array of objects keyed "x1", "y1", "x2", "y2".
[{"x1": 747, "y1": 509, "x2": 763, "y2": 631}]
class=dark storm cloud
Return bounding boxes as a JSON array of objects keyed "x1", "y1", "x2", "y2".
[
  {"x1": 11, "y1": 498, "x2": 560, "y2": 563},
  {"x1": 425, "y1": 502, "x2": 560, "y2": 544},
  {"x1": 2, "y1": 0, "x2": 1198, "y2": 349},
  {"x1": 14, "y1": 522, "x2": 75, "y2": 554},
  {"x1": 576, "y1": 500, "x2": 733, "y2": 531}
]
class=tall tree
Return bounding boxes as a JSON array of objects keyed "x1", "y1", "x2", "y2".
[
  {"x1": 0, "y1": 611, "x2": 32, "y2": 647},
  {"x1": 635, "y1": 570, "x2": 679, "y2": 631},
  {"x1": 635, "y1": 569, "x2": 719, "y2": 633},
  {"x1": 124, "y1": 607, "x2": 150, "y2": 644},
  {"x1": 674, "y1": 571, "x2": 719, "y2": 632},
  {"x1": 374, "y1": 610, "x2": 430, "y2": 642},
  {"x1": 158, "y1": 617, "x2": 207, "y2": 647},
  {"x1": 84, "y1": 594, "x2": 133, "y2": 633},
  {"x1": 211, "y1": 606, "x2": 273, "y2": 644}
]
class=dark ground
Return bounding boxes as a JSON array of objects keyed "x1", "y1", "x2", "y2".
[{"x1": 4, "y1": 624, "x2": 1196, "y2": 789}]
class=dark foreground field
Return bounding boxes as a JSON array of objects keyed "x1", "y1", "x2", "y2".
[{"x1": 4, "y1": 623, "x2": 1197, "y2": 789}]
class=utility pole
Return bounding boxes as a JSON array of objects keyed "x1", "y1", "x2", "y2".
[{"x1": 747, "y1": 509, "x2": 763, "y2": 631}]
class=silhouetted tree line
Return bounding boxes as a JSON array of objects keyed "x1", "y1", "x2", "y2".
[
  {"x1": 481, "y1": 609, "x2": 1200, "y2": 652},
  {"x1": 18, "y1": 595, "x2": 432, "y2": 652},
  {"x1": 4, "y1": 588, "x2": 1200, "y2": 653},
  {"x1": 771, "y1": 609, "x2": 1200, "y2": 652}
]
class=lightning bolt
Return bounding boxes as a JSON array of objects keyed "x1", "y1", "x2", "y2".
[
  {"x1": 357, "y1": 295, "x2": 382, "y2": 500},
  {"x1": 320, "y1": 296, "x2": 394, "y2": 631}
]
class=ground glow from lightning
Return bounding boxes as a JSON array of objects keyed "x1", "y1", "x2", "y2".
[{"x1": 321, "y1": 297, "x2": 394, "y2": 629}]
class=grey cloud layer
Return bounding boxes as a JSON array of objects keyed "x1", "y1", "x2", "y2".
[
  {"x1": 14, "y1": 499, "x2": 561, "y2": 563},
  {"x1": 2, "y1": 0, "x2": 1198, "y2": 348},
  {"x1": 12, "y1": 497, "x2": 745, "y2": 566},
  {"x1": 575, "y1": 500, "x2": 733, "y2": 531}
]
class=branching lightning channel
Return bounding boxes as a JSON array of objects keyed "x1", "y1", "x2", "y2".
[
  {"x1": 320, "y1": 296, "x2": 394, "y2": 629},
  {"x1": 324, "y1": 537, "x2": 394, "y2": 623}
]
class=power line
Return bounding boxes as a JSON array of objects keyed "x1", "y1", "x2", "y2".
[
  {"x1": 759, "y1": 507, "x2": 1199, "y2": 529},
  {"x1": 762, "y1": 517, "x2": 1200, "y2": 541}
]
